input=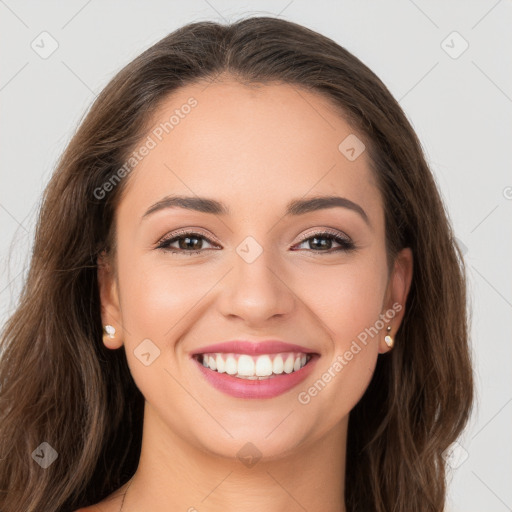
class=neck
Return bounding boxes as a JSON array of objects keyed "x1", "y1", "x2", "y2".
[{"x1": 122, "y1": 402, "x2": 348, "y2": 512}]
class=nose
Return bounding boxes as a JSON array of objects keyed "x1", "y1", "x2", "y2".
[{"x1": 216, "y1": 243, "x2": 296, "y2": 327}]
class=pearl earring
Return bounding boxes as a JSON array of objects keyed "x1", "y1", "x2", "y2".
[
  {"x1": 384, "y1": 326, "x2": 394, "y2": 349},
  {"x1": 103, "y1": 324, "x2": 116, "y2": 339}
]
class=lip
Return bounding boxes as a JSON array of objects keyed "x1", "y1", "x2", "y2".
[
  {"x1": 192, "y1": 353, "x2": 320, "y2": 399},
  {"x1": 190, "y1": 340, "x2": 318, "y2": 356}
]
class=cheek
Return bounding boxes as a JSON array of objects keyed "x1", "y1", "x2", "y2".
[
  {"x1": 115, "y1": 253, "x2": 216, "y2": 405},
  {"x1": 116, "y1": 248, "x2": 214, "y2": 339},
  {"x1": 299, "y1": 258, "x2": 388, "y2": 349},
  {"x1": 292, "y1": 258, "x2": 386, "y2": 416}
]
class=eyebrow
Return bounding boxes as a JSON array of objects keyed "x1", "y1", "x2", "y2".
[{"x1": 142, "y1": 194, "x2": 370, "y2": 226}]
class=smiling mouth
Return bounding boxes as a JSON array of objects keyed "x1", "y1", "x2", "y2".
[{"x1": 192, "y1": 352, "x2": 314, "y2": 380}]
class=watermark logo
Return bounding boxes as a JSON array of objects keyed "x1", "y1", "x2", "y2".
[
  {"x1": 443, "y1": 441, "x2": 469, "y2": 469},
  {"x1": 134, "y1": 338, "x2": 161, "y2": 366},
  {"x1": 31, "y1": 442, "x2": 58, "y2": 469},
  {"x1": 441, "y1": 31, "x2": 469, "y2": 60},
  {"x1": 31, "y1": 31, "x2": 59, "y2": 59},
  {"x1": 236, "y1": 236, "x2": 264, "y2": 264},
  {"x1": 338, "y1": 134, "x2": 366, "y2": 162},
  {"x1": 236, "y1": 442, "x2": 262, "y2": 468}
]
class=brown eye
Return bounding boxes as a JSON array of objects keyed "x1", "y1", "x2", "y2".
[
  {"x1": 156, "y1": 231, "x2": 218, "y2": 255},
  {"x1": 293, "y1": 231, "x2": 355, "y2": 253}
]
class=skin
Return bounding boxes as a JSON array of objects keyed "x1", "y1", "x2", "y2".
[{"x1": 83, "y1": 78, "x2": 413, "y2": 512}]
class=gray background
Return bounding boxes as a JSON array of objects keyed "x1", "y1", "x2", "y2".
[{"x1": 1, "y1": 1, "x2": 511, "y2": 510}]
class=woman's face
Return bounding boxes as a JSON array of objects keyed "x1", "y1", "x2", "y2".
[{"x1": 99, "y1": 79, "x2": 412, "y2": 459}]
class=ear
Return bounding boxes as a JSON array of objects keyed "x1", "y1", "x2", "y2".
[
  {"x1": 379, "y1": 247, "x2": 413, "y2": 354},
  {"x1": 97, "y1": 250, "x2": 124, "y2": 349}
]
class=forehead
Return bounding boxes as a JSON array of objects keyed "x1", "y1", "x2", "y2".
[{"x1": 118, "y1": 79, "x2": 382, "y2": 226}]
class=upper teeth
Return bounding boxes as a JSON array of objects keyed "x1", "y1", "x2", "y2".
[{"x1": 199, "y1": 352, "x2": 310, "y2": 379}]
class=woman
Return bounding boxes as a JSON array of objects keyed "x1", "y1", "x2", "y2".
[{"x1": 0, "y1": 16, "x2": 473, "y2": 512}]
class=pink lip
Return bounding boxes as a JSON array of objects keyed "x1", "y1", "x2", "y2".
[
  {"x1": 192, "y1": 354, "x2": 320, "y2": 399},
  {"x1": 190, "y1": 340, "x2": 317, "y2": 356}
]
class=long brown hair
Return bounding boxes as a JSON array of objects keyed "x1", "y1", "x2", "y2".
[{"x1": 0, "y1": 16, "x2": 473, "y2": 512}]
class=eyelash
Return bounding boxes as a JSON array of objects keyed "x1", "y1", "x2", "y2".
[{"x1": 155, "y1": 228, "x2": 356, "y2": 256}]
